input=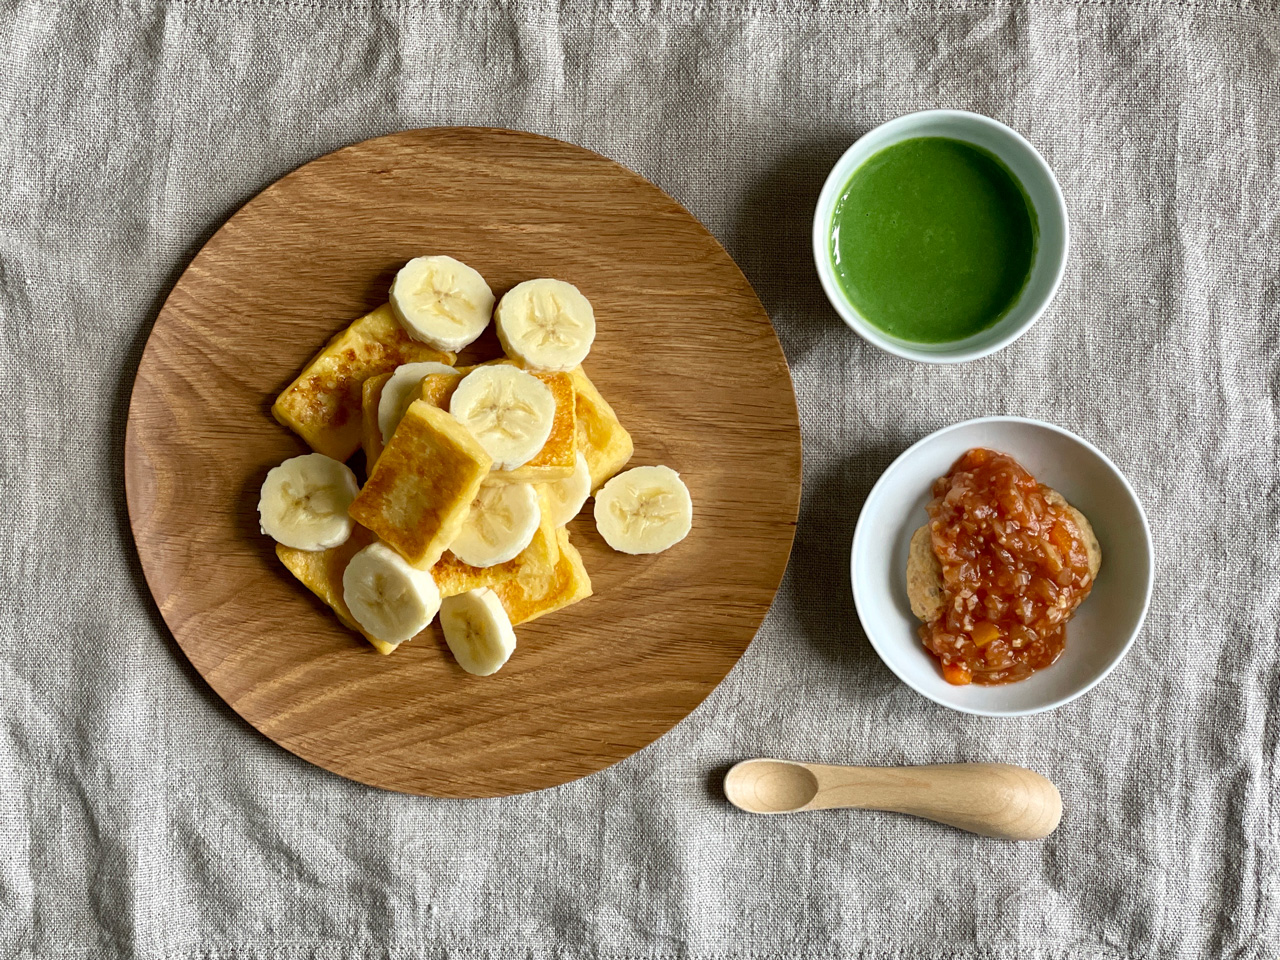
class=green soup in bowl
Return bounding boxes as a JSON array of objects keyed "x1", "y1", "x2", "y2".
[
  {"x1": 830, "y1": 137, "x2": 1037, "y2": 344},
  {"x1": 814, "y1": 111, "x2": 1068, "y2": 364}
]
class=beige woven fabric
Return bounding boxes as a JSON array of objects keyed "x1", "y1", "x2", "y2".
[{"x1": 1, "y1": 1, "x2": 1277, "y2": 957}]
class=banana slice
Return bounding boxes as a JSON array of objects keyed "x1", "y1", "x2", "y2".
[
  {"x1": 258, "y1": 453, "x2": 359, "y2": 551},
  {"x1": 378, "y1": 360, "x2": 459, "y2": 443},
  {"x1": 439, "y1": 588, "x2": 518, "y2": 676},
  {"x1": 448, "y1": 482, "x2": 541, "y2": 567},
  {"x1": 494, "y1": 278, "x2": 596, "y2": 371},
  {"x1": 390, "y1": 255, "x2": 495, "y2": 351},
  {"x1": 544, "y1": 453, "x2": 592, "y2": 527},
  {"x1": 449, "y1": 365, "x2": 555, "y2": 470},
  {"x1": 342, "y1": 541, "x2": 442, "y2": 647},
  {"x1": 593, "y1": 465, "x2": 693, "y2": 555}
]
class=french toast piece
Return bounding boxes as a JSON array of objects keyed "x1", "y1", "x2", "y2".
[
  {"x1": 521, "y1": 486, "x2": 562, "y2": 571},
  {"x1": 349, "y1": 400, "x2": 492, "y2": 569},
  {"x1": 418, "y1": 371, "x2": 461, "y2": 410},
  {"x1": 276, "y1": 503, "x2": 561, "y2": 656},
  {"x1": 361, "y1": 372, "x2": 392, "y2": 469},
  {"x1": 569, "y1": 365, "x2": 633, "y2": 491},
  {"x1": 492, "y1": 528, "x2": 592, "y2": 626},
  {"x1": 272, "y1": 305, "x2": 456, "y2": 461},
  {"x1": 432, "y1": 487, "x2": 560, "y2": 595},
  {"x1": 275, "y1": 525, "x2": 398, "y2": 655},
  {"x1": 417, "y1": 370, "x2": 578, "y2": 483}
]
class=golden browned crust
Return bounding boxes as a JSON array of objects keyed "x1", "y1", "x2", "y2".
[
  {"x1": 360, "y1": 372, "x2": 392, "y2": 469},
  {"x1": 569, "y1": 364, "x2": 634, "y2": 491},
  {"x1": 419, "y1": 369, "x2": 578, "y2": 483},
  {"x1": 271, "y1": 305, "x2": 455, "y2": 461},
  {"x1": 348, "y1": 400, "x2": 492, "y2": 568},
  {"x1": 517, "y1": 372, "x2": 577, "y2": 476},
  {"x1": 431, "y1": 487, "x2": 559, "y2": 595},
  {"x1": 491, "y1": 528, "x2": 593, "y2": 626},
  {"x1": 418, "y1": 371, "x2": 462, "y2": 410}
]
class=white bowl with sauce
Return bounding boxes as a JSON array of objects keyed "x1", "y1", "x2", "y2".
[{"x1": 851, "y1": 417, "x2": 1153, "y2": 716}]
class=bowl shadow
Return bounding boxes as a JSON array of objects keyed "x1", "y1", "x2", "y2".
[
  {"x1": 725, "y1": 132, "x2": 868, "y2": 368},
  {"x1": 783, "y1": 440, "x2": 912, "y2": 698}
]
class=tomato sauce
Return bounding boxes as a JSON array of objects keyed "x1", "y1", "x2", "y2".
[{"x1": 922, "y1": 448, "x2": 1094, "y2": 685}]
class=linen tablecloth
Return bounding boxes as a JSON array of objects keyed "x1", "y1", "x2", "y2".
[{"x1": 2, "y1": 1, "x2": 1277, "y2": 957}]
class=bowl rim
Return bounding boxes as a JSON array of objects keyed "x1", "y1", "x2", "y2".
[
  {"x1": 850, "y1": 415, "x2": 1155, "y2": 716},
  {"x1": 812, "y1": 109, "x2": 1070, "y2": 365}
]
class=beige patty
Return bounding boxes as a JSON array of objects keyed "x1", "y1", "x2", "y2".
[{"x1": 907, "y1": 488, "x2": 1101, "y2": 623}]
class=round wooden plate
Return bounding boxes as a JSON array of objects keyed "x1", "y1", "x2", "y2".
[{"x1": 125, "y1": 128, "x2": 801, "y2": 797}]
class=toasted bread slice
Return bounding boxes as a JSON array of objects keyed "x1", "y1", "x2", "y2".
[
  {"x1": 523, "y1": 486, "x2": 562, "y2": 571},
  {"x1": 418, "y1": 371, "x2": 461, "y2": 410},
  {"x1": 277, "y1": 499, "x2": 562, "y2": 655},
  {"x1": 361, "y1": 372, "x2": 392, "y2": 469},
  {"x1": 272, "y1": 305, "x2": 455, "y2": 461},
  {"x1": 492, "y1": 527, "x2": 592, "y2": 625},
  {"x1": 906, "y1": 488, "x2": 1102, "y2": 624},
  {"x1": 349, "y1": 400, "x2": 492, "y2": 569},
  {"x1": 418, "y1": 369, "x2": 578, "y2": 483},
  {"x1": 569, "y1": 365, "x2": 633, "y2": 491},
  {"x1": 274, "y1": 525, "x2": 399, "y2": 655},
  {"x1": 364, "y1": 368, "x2": 457, "y2": 471},
  {"x1": 432, "y1": 487, "x2": 560, "y2": 595}
]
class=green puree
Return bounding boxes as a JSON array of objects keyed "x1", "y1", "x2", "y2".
[{"x1": 830, "y1": 137, "x2": 1037, "y2": 343}]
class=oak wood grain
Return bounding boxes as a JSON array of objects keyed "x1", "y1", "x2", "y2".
[{"x1": 124, "y1": 128, "x2": 802, "y2": 797}]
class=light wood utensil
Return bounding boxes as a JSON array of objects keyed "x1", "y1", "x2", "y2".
[{"x1": 724, "y1": 759, "x2": 1062, "y2": 840}]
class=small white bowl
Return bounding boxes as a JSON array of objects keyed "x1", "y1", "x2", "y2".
[
  {"x1": 850, "y1": 417, "x2": 1153, "y2": 716},
  {"x1": 813, "y1": 110, "x2": 1069, "y2": 364}
]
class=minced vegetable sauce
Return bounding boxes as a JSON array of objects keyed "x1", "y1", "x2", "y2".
[{"x1": 923, "y1": 448, "x2": 1094, "y2": 685}]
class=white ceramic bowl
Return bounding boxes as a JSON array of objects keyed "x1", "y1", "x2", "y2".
[
  {"x1": 851, "y1": 417, "x2": 1153, "y2": 716},
  {"x1": 813, "y1": 110, "x2": 1069, "y2": 364}
]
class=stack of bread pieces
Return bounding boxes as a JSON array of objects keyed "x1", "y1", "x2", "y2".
[{"x1": 257, "y1": 255, "x2": 693, "y2": 676}]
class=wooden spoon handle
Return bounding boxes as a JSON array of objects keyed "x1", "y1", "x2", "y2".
[{"x1": 804, "y1": 762, "x2": 1062, "y2": 840}]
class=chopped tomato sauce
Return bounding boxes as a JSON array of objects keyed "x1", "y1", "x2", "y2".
[{"x1": 922, "y1": 448, "x2": 1094, "y2": 685}]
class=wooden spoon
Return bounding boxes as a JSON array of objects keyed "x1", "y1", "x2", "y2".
[{"x1": 723, "y1": 759, "x2": 1062, "y2": 840}]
